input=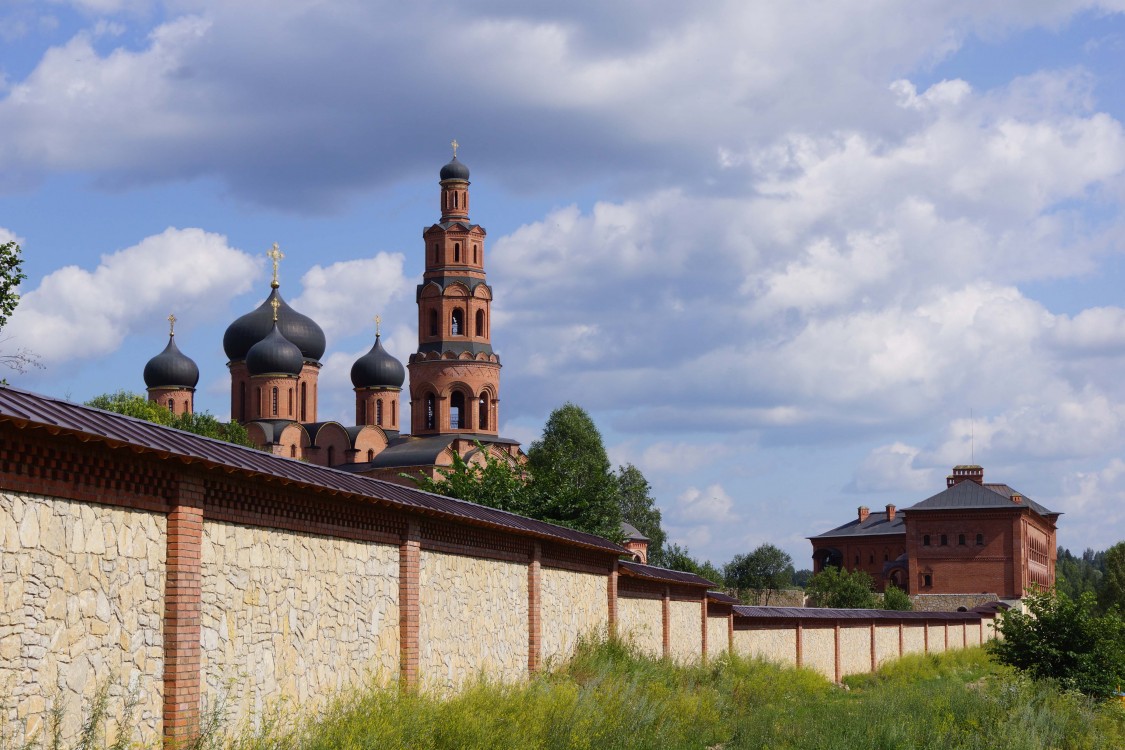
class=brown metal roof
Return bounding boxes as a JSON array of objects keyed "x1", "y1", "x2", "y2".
[
  {"x1": 733, "y1": 605, "x2": 988, "y2": 621},
  {"x1": 618, "y1": 560, "x2": 714, "y2": 587},
  {"x1": 707, "y1": 591, "x2": 739, "y2": 604},
  {"x1": 0, "y1": 386, "x2": 627, "y2": 555}
]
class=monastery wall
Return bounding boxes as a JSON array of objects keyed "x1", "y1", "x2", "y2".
[
  {"x1": 706, "y1": 614, "x2": 729, "y2": 656},
  {"x1": 539, "y1": 567, "x2": 607, "y2": 665},
  {"x1": 0, "y1": 491, "x2": 165, "y2": 745},
  {"x1": 667, "y1": 600, "x2": 702, "y2": 663},
  {"x1": 617, "y1": 596, "x2": 663, "y2": 657}
]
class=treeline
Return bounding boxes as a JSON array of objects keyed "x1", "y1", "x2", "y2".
[{"x1": 1056, "y1": 544, "x2": 1125, "y2": 614}]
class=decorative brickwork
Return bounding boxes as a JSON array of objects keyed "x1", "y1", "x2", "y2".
[{"x1": 528, "y1": 543, "x2": 542, "y2": 673}]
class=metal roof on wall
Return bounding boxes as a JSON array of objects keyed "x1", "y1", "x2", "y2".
[
  {"x1": 618, "y1": 560, "x2": 715, "y2": 587},
  {"x1": 733, "y1": 605, "x2": 991, "y2": 621},
  {"x1": 0, "y1": 386, "x2": 627, "y2": 555}
]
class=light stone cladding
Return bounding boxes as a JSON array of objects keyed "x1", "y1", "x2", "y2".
[
  {"x1": 902, "y1": 624, "x2": 926, "y2": 654},
  {"x1": 800, "y1": 627, "x2": 835, "y2": 679},
  {"x1": 668, "y1": 600, "x2": 702, "y2": 663},
  {"x1": 874, "y1": 625, "x2": 900, "y2": 667},
  {"x1": 926, "y1": 623, "x2": 946, "y2": 653},
  {"x1": 417, "y1": 551, "x2": 527, "y2": 691},
  {"x1": 706, "y1": 615, "x2": 729, "y2": 656},
  {"x1": 199, "y1": 521, "x2": 399, "y2": 727},
  {"x1": 733, "y1": 628, "x2": 796, "y2": 667},
  {"x1": 539, "y1": 567, "x2": 607, "y2": 665},
  {"x1": 838, "y1": 626, "x2": 871, "y2": 677},
  {"x1": 966, "y1": 623, "x2": 981, "y2": 647},
  {"x1": 617, "y1": 597, "x2": 663, "y2": 657},
  {"x1": 0, "y1": 492, "x2": 165, "y2": 744}
]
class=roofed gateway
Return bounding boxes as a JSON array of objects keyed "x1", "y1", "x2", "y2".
[{"x1": 810, "y1": 464, "x2": 1059, "y2": 599}]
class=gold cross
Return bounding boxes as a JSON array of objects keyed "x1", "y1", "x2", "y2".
[
  {"x1": 167, "y1": 313, "x2": 176, "y2": 336},
  {"x1": 267, "y1": 243, "x2": 284, "y2": 288},
  {"x1": 270, "y1": 297, "x2": 280, "y2": 322},
  {"x1": 451, "y1": 139, "x2": 458, "y2": 158},
  {"x1": 375, "y1": 314, "x2": 381, "y2": 336}
]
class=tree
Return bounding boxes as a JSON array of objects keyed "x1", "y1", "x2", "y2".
[
  {"x1": 86, "y1": 391, "x2": 256, "y2": 448},
  {"x1": 409, "y1": 444, "x2": 530, "y2": 515},
  {"x1": 0, "y1": 241, "x2": 40, "y2": 377},
  {"x1": 792, "y1": 569, "x2": 814, "y2": 588},
  {"x1": 880, "y1": 584, "x2": 913, "y2": 611},
  {"x1": 992, "y1": 588, "x2": 1125, "y2": 699},
  {"x1": 805, "y1": 567, "x2": 878, "y2": 609},
  {"x1": 1056, "y1": 546, "x2": 1105, "y2": 601},
  {"x1": 724, "y1": 544, "x2": 794, "y2": 604},
  {"x1": 616, "y1": 463, "x2": 667, "y2": 564},
  {"x1": 1099, "y1": 542, "x2": 1125, "y2": 614},
  {"x1": 661, "y1": 543, "x2": 723, "y2": 585},
  {"x1": 526, "y1": 403, "x2": 622, "y2": 540}
]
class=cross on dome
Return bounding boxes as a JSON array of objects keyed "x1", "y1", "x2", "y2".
[
  {"x1": 375, "y1": 314, "x2": 382, "y2": 336},
  {"x1": 270, "y1": 297, "x2": 280, "y2": 322},
  {"x1": 167, "y1": 313, "x2": 176, "y2": 336},
  {"x1": 451, "y1": 139, "x2": 458, "y2": 158},
  {"x1": 267, "y1": 243, "x2": 284, "y2": 289}
]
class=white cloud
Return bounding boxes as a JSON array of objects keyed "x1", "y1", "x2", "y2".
[
  {"x1": 290, "y1": 253, "x2": 411, "y2": 344},
  {"x1": 848, "y1": 442, "x2": 935, "y2": 493},
  {"x1": 0, "y1": 227, "x2": 23, "y2": 246},
  {"x1": 672, "y1": 484, "x2": 739, "y2": 525},
  {"x1": 5, "y1": 227, "x2": 257, "y2": 365}
]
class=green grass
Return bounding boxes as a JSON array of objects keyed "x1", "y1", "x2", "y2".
[{"x1": 221, "y1": 640, "x2": 1125, "y2": 750}]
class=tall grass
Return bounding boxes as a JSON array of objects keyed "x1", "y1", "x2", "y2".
[{"x1": 224, "y1": 638, "x2": 1125, "y2": 750}]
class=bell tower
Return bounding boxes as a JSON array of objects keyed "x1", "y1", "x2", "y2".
[{"x1": 408, "y1": 142, "x2": 501, "y2": 436}]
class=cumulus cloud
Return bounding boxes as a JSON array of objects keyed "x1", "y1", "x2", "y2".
[
  {"x1": 5, "y1": 227, "x2": 258, "y2": 365},
  {"x1": 847, "y1": 442, "x2": 935, "y2": 493},
  {"x1": 290, "y1": 253, "x2": 412, "y2": 344}
]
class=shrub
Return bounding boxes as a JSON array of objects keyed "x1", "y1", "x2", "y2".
[
  {"x1": 805, "y1": 567, "x2": 878, "y2": 609},
  {"x1": 881, "y1": 584, "x2": 913, "y2": 611}
]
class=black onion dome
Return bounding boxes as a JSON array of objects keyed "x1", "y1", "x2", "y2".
[
  {"x1": 440, "y1": 156, "x2": 470, "y2": 181},
  {"x1": 143, "y1": 335, "x2": 199, "y2": 389},
  {"x1": 350, "y1": 335, "x2": 406, "y2": 389},
  {"x1": 246, "y1": 323, "x2": 304, "y2": 377},
  {"x1": 223, "y1": 288, "x2": 326, "y2": 362}
]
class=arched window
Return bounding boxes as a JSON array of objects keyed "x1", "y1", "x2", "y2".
[
  {"x1": 450, "y1": 391, "x2": 465, "y2": 429},
  {"x1": 432, "y1": 244, "x2": 439, "y2": 263},
  {"x1": 475, "y1": 310, "x2": 485, "y2": 337},
  {"x1": 255, "y1": 387, "x2": 261, "y2": 416},
  {"x1": 940, "y1": 534, "x2": 948, "y2": 546},
  {"x1": 923, "y1": 534, "x2": 930, "y2": 547},
  {"x1": 976, "y1": 533, "x2": 984, "y2": 546},
  {"x1": 288, "y1": 389, "x2": 293, "y2": 416},
  {"x1": 290, "y1": 445, "x2": 297, "y2": 458},
  {"x1": 327, "y1": 445, "x2": 335, "y2": 466},
  {"x1": 473, "y1": 244, "x2": 478, "y2": 264},
  {"x1": 425, "y1": 393, "x2": 436, "y2": 430},
  {"x1": 367, "y1": 448, "x2": 375, "y2": 462},
  {"x1": 454, "y1": 243, "x2": 461, "y2": 262},
  {"x1": 429, "y1": 309, "x2": 438, "y2": 336},
  {"x1": 356, "y1": 401, "x2": 364, "y2": 425},
  {"x1": 300, "y1": 381, "x2": 307, "y2": 421},
  {"x1": 478, "y1": 395, "x2": 488, "y2": 430},
  {"x1": 391, "y1": 399, "x2": 397, "y2": 427},
  {"x1": 958, "y1": 533, "x2": 966, "y2": 546},
  {"x1": 376, "y1": 399, "x2": 384, "y2": 426},
  {"x1": 453, "y1": 192, "x2": 459, "y2": 209},
  {"x1": 451, "y1": 309, "x2": 463, "y2": 335},
  {"x1": 239, "y1": 383, "x2": 246, "y2": 421},
  {"x1": 923, "y1": 574, "x2": 932, "y2": 587},
  {"x1": 271, "y1": 387, "x2": 279, "y2": 416},
  {"x1": 167, "y1": 398, "x2": 174, "y2": 411}
]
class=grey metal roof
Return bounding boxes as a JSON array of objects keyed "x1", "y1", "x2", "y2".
[
  {"x1": 246, "y1": 419, "x2": 307, "y2": 444},
  {"x1": 904, "y1": 480, "x2": 1057, "y2": 517},
  {"x1": 809, "y1": 511, "x2": 906, "y2": 540},
  {"x1": 0, "y1": 386, "x2": 627, "y2": 555},
  {"x1": 620, "y1": 521, "x2": 648, "y2": 541},
  {"x1": 733, "y1": 605, "x2": 988, "y2": 621},
  {"x1": 416, "y1": 341, "x2": 496, "y2": 356},
  {"x1": 618, "y1": 560, "x2": 714, "y2": 587}
]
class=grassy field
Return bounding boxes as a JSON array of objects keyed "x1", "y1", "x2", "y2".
[{"x1": 215, "y1": 639, "x2": 1125, "y2": 750}]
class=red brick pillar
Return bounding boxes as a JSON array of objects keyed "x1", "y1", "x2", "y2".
[
  {"x1": 795, "y1": 620, "x2": 803, "y2": 667},
  {"x1": 662, "y1": 586, "x2": 671, "y2": 658},
  {"x1": 400, "y1": 519, "x2": 421, "y2": 689},
  {"x1": 163, "y1": 478, "x2": 204, "y2": 748},
  {"x1": 528, "y1": 543, "x2": 542, "y2": 673},
  {"x1": 727, "y1": 610, "x2": 734, "y2": 655},
  {"x1": 923, "y1": 622, "x2": 930, "y2": 654},
  {"x1": 944, "y1": 622, "x2": 949, "y2": 651},
  {"x1": 833, "y1": 622, "x2": 841, "y2": 683},
  {"x1": 700, "y1": 594, "x2": 708, "y2": 660},
  {"x1": 607, "y1": 560, "x2": 618, "y2": 639},
  {"x1": 870, "y1": 622, "x2": 877, "y2": 672},
  {"x1": 898, "y1": 621, "x2": 904, "y2": 657}
]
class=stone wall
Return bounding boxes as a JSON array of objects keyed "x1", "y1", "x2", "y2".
[
  {"x1": 0, "y1": 492, "x2": 165, "y2": 744},
  {"x1": 706, "y1": 615, "x2": 729, "y2": 656},
  {"x1": 873, "y1": 624, "x2": 899, "y2": 667},
  {"x1": 667, "y1": 600, "x2": 702, "y2": 663},
  {"x1": 617, "y1": 597, "x2": 663, "y2": 657},
  {"x1": 910, "y1": 593, "x2": 998, "y2": 612},
  {"x1": 199, "y1": 521, "x2": 399, "y2": 726},
  {"x1": 540, "y1": 568, "x2": 607, "y2": 665},
  {"x1": 902, "y1": 623, "x2": 926, "y2": 654},
  {"x1": 838, "y1": 625, "x2": 870, "y2": 677},
  {"x1": 733, "y1": 626, "x2": 797, "y2": 666},
  {"x1": 418, "y1": 551, "x2": 528, "y2": 691},
  {"x1": 801, "y1": 627, "x2": 835, "y2": 679}
]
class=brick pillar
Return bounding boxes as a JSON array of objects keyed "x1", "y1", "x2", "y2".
[
  {"x1": 833, "y1": 622, "x2": 841, "y2": 683},
  {"x1": 944, "y1": 622, "x2": 949, "y2": 651},
  {"x1": 923, "y1": 622, "x2": 930, "y2": 654},
  {"x1": 662, "y1": 586, "x2": 671, "y2": 658},
  {"x1": 528, "y1": 543, "x2": 542, "y2": 673},
  {"x1": 795, "y1": 621, "x2": 803, "y2": 668},
  {"x1": 700, "y1": 594, "x2": 708, "y2": 660},
  {"x1": 727, "y1": 611, "x2": 734, "y2": 655},
  {"x1": 870, "y1": 622, "x2": 877, "y2": 672},
  {"x1": 163, "y1": 478, "x2": 204, "y2": 748},
  {"x1": 399, "y1": 520, "x2": 421, "y2": 689},
  {"x1": 607, "y1": 560, "x2": 618, "y2": 639},
  {"x1": 898, "y1": 621, "x2": 904, "y2": 657}
]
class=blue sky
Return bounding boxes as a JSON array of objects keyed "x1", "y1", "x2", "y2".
[{"x1": 4, "y1": 1, "x2": 1125, "y2": 569}]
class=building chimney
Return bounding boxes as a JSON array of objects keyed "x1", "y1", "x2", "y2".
[
  {"x1": 1011, "y1": 494, "x2": 1022, "y2": 505},
  {"x1": 886, "y1": 504, "x2": 896, "y2": 521},
  {"x1": 946, "y1": 464, "x2": 984, "y2": 488},
  {"x1": 858, "y1": 506, "x2": 870, "y2": 522}
]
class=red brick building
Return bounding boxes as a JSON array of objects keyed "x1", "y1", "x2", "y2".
[
  {"x1": 810, "y1": 465, "x2": 1059, "y2": 599},
  {"x1": 142, "y1": 148, "x2": 523, "y2": 482}
]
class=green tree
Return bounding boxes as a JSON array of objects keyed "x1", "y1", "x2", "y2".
[
  {"x1": 1099, "y1": 542, "x2": 1125, "y2": 614},
  {"x1": 86, "y1": 391, "x2": 256, "y2": 448},
  {"x1": 880, "y1": 584, "x2": 913, "y2": 611},
  {"x1": 616, "y1": 463, "x2": 666, "y2": 564},
  {"x1": 724, "y1": 544, "x2": 794, "y2": 605},
  {"x1": 992, "y1": 588, "x2": 1125, "y2": 698},
  {"x1": 1056, "y1": 546, "x2": 1105, "y2": 601},
  {"x1": 0, "y1": 241, "x2": 40, "y2": 377},
  {"x1": 805, "y1": 567, "x2": 878, "y2": 609},
  {"x1": 526, "y1": 403, "x2": 622, "y2": 540},
  {"x1": 661, "y1": 543, "x2": 723, "y2": 585},
  {"x1": 792, "y1": 569, "x2": 814, "y2": 588},
  {"x1": 409, "y1": 444, "x2": 530, "y2": 514}
]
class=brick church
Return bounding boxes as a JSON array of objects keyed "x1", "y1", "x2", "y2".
[
  {"x1": 809, "y1": 464, "x2": 1059, "y2": 599},
  {"x1": 141, "y1": 147, "x2": 523, "y2": 483}
]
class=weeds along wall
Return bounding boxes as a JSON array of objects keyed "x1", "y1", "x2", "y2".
[{"x1": 0, "y1": 391, "x2": 998, "y2": 748}]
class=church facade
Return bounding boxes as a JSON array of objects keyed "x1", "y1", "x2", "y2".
[{"x1": 142, "y1": 150, "x2": 523, "y2": 484}]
